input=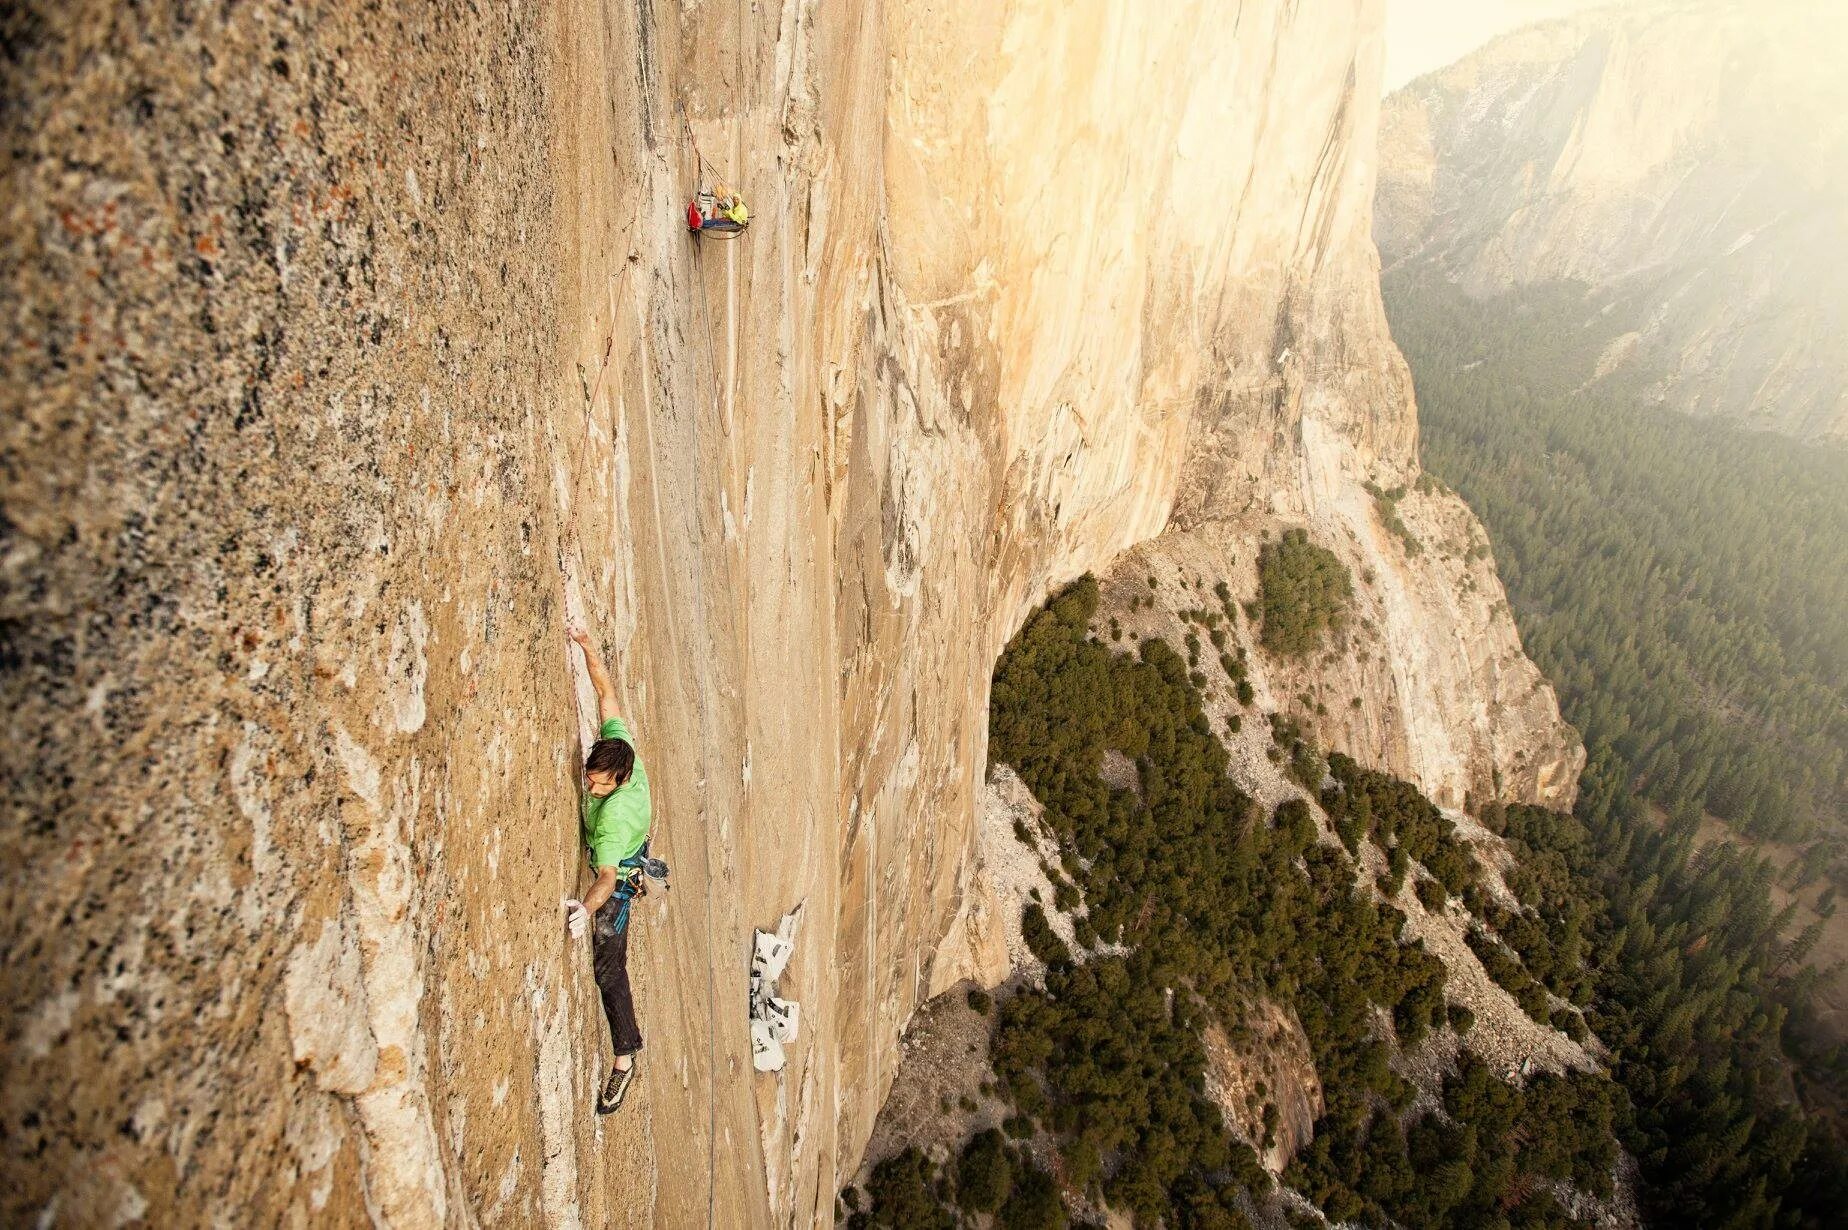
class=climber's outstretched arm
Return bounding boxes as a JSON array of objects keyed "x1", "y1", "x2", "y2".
[
  {"x1": 581, "y1": 864, "x2": 620, "y2": 915},
  {"x1": 566, "y1": 625, "x2": 623, "y2": 724}
]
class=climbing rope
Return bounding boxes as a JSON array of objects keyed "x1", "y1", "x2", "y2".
[
  {"x1": 690, "y1": 8, "x2": 758, "y2": 1208},
  {"x1": 689, "y1": 237, "x2": 730, "y2": 441},
  {"x1": 679, "y1": 101, "x2": 743, "y2": 197},
  {"x1": 682, "y1": 67, "x2": 767, "y2": 1220},
  {"x1": 690, "y1": 213, "x2": 724, "y2": 1230},
  {"x1": 680, "y1": 97, "x2": 741, "y2": 451},
  {"x1": 687, "y1": 233, "x2": 725, "y2": 1230},
  {"x1": 664, "y1": 103, "x2": 728, "y2": 1227}
]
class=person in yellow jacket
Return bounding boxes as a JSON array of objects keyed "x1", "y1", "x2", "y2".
[
  {"x1": 704, "y1": 184, "x2": 748, "y2": 231},
  {"x1": 684, "y1": 184, "x2": 748, "y2": 234}
]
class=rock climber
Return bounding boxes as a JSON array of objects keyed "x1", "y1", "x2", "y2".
[
  {"x1": 685, "y1": 183, "x2": 749, "y2": 233},
  {"x1": 563, "y1": 624, "x2": 652, "y2": 1115},
  {"x1": 715, "y1": 186, "x2": 748, "y2": 227}
]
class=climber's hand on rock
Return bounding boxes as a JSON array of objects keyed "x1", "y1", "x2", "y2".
[
  {"x1": 566, "y1": 624, "x2": 591, "y2": 648},
  {"x1": 563, "y1": 898, "x2": 589, "y2": 939}
]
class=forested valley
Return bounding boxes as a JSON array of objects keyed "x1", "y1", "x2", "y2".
[
  {"x1": 1390, "y1": 268, "x2": 1848, "y2": 1214},
  {"x1": 844, "y1": 270, "x2": 1848, "y2": 1229},
  {"x1": 1384, "y1": 272, "x2": 1848, "y2": 857},
  {"x1": 844, "y1": 575, "x2": 1847, "y2": 1227}
]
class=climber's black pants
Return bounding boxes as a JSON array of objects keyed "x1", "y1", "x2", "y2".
[{"x1": 592, "y1": 895, "x2": 644, "y2": 1056}]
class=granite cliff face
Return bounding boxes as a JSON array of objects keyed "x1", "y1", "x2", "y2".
[
  {"x1": 2, "y1": 1, "x2": 1575, "y2": 1226},
  {"x1": 1377, "y1": 0, "x2": 1848, "y2": 439}
]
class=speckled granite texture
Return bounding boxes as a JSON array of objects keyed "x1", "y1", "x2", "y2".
[{"x1": 3, "y1": 2, "x2": 573, "y2": 1223}]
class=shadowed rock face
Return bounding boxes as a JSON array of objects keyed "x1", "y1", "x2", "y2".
[
  {"x1": 1377, "y1": 0, "x2": 1848, "y2": 440},
  {"x1": 1, "y1": 0, "x2": 1575, "y2": 1225}
]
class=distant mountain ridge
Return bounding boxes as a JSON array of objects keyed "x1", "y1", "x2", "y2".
[{"x1": 1377, "y1": 0, "x2": 1848, "y2": 440}]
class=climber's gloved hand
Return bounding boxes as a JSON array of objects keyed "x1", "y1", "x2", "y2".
[{"x1": 563, "y1": 899, "x2": 589, "y2": 939}]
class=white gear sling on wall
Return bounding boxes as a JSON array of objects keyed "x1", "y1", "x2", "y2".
[{"x1": 749, "y1": 907, "x2": 802, "y2": 1073}]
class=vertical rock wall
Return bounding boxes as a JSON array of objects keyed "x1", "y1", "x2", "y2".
[
  {"x1": 2, "y1": 0, "x2": 1576, "y2": 1226},
  {"x1": 5, "y1": 2, "x2": 586, "y2": 1224}
]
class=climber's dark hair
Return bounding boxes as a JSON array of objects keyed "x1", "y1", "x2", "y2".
[{"x1": 586, "y1": 737, "x2": 634, "y2": 783}]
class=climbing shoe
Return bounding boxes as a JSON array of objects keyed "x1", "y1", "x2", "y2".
[{"x1": 597, "y1": 1062, "x2": 636, "y2": 1115}]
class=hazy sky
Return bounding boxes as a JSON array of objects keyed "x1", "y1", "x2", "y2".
[{"x1": 1383, "y1": 0, "x2": 1618, "y2": 91}]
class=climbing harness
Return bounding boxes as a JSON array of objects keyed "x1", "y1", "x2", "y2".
[{"x1": 607, "y1": 840, "x2": 670, "y2": 936}]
